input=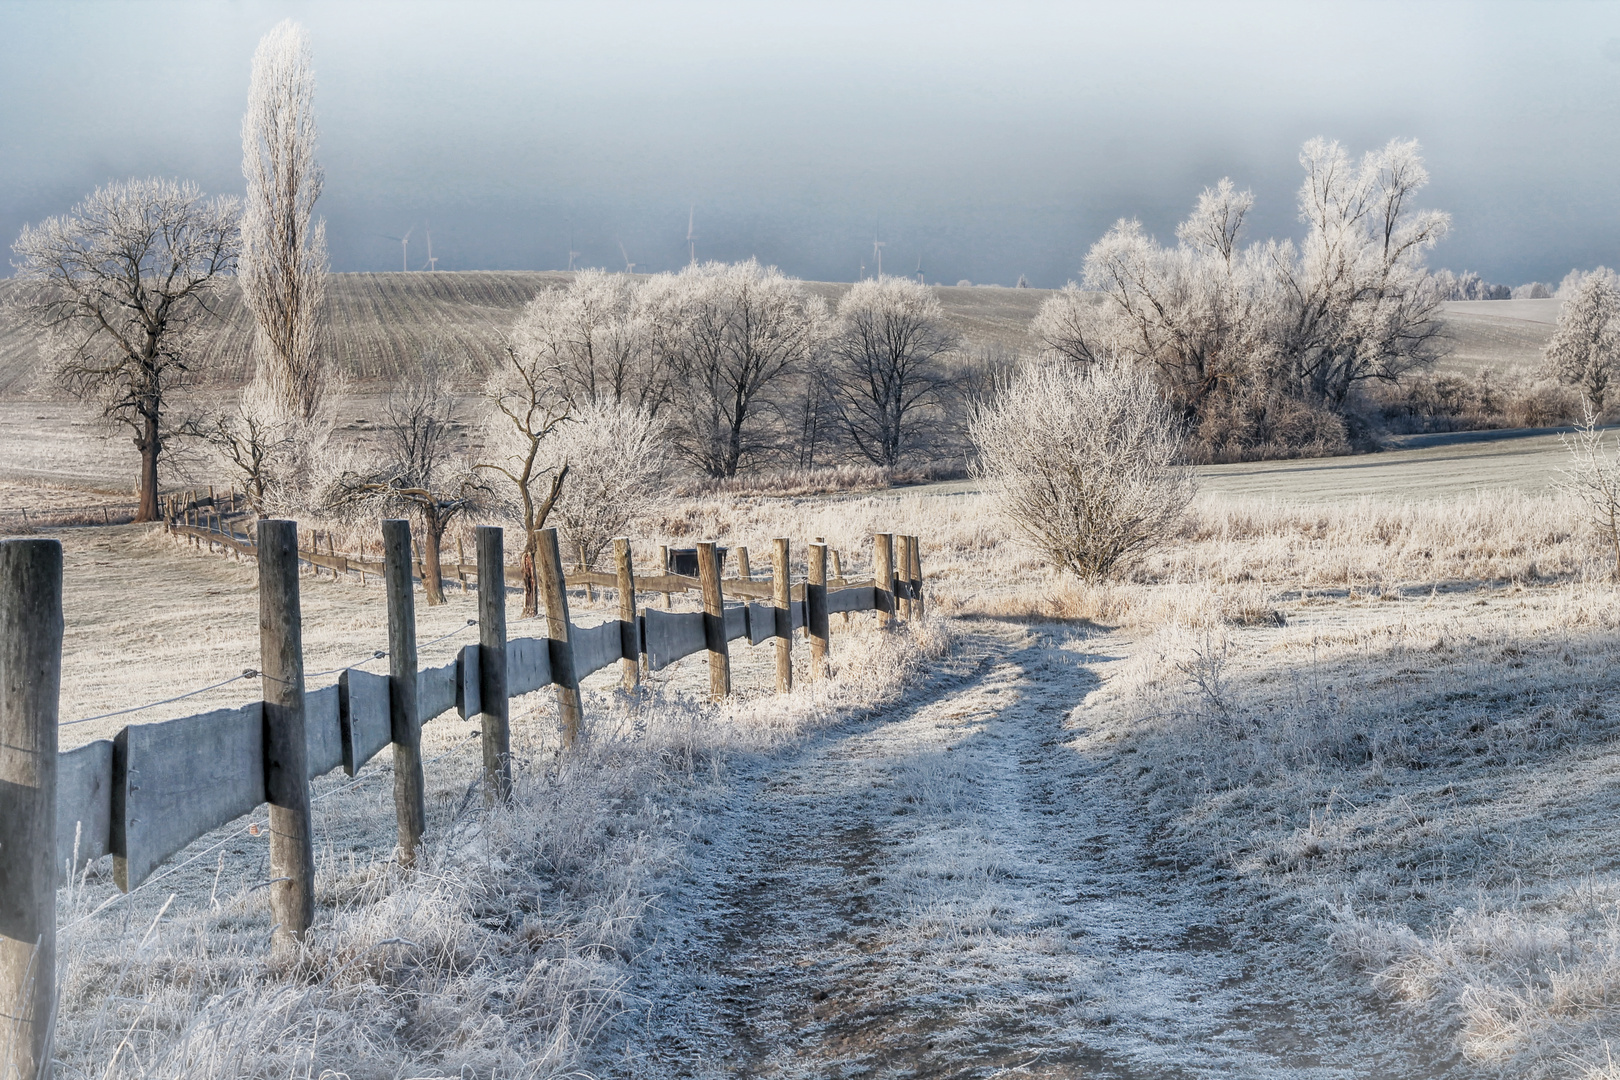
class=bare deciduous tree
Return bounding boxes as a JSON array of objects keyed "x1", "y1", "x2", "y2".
[
  {"x1": 11, "y1": 178, "x2": 240, "y2": 521},
  {"x1": 204, "y1": 380, "x2": 300, "y2": 515},
  {"x1": 1544, "y1": 267, "x2": 1620, "y2": 414},
  {"x1": 649, "y1": 260, "x2": 827, "y2": 477},
  {"x1": 542, "y1": 402, "x2": 667, "y2": 573},
  {"x1": 1280, "y1": 138, "x2": 1451, "y2": 407},
  {"x1": 336, "y1": 368, "x2": 486, "y2": 605},
  {"x1": 830, "y1": 276, "x2": 958, "y2": 467},
  {"x1": 970, "y1": 365, "x2": 1194, "y2": 580},
  {"x1": 240, "y1": 19, "x2": 328, "y2": 423},
  {"x1": 1029, "y1": 284, "x2": 1113, "y2": 368},
  {"x1": 478, "y1": 339, "x2": 573, "y2": 616},
  {"x1": 509, "y1": 269, "x2": 669, "y2": 415}
]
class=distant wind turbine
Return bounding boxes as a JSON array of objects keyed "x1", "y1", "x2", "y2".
[
  {"x1": 399, "y1": 227, "x2": 413, "y2": 272},
  {"x1": 872, "y1": 232, "x2": 886, "y2": 279},
  {"x1": 687, "y1": 206, "x2": 697, "y2": 265},
  {"x1": 618, "y1": 240, "x2": 637, "y2": 274},
  {"x1": 915, "y1": 255, "x2": 924, "y2": 284},
  {"x1": 567, "y1": 231, "x2": 581, "y2": 272},
  {"x1": 420, "y1": 227, "x2": 437, "y2": 272}
]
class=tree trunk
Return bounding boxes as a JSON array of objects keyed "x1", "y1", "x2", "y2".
[
  {"x1": 421, "y1": 510, "x2": 446, "y2": 606},
  {"x1": 521, "y1": 541, "x2": 538, "y2": 619},
  {"x1": 135, "y1": 410, "x2": 160, "y2": 522}
]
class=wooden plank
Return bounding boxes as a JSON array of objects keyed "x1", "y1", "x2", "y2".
[
  {"x1": 56, "y1": 739, "x2": 112, "y2": 873},
  {"x1": 643, "y1": 608, "x2": 706, "y2": 671},
  {"x1": 458, "y1": 643, "x2": 482, "y2": 719},
  {"x1": 828, "y1": 585, "x2": 877, "y2": 614},
  {"x1": 570, "y1": 620, "x2": 623, "y2": 680},
  {"x1": 303, "y1": 683, "x2": 343, "y2": 780},
  {"x1": 114, "y1": 703, "x2": 266, "y2": 892},
  {"x1": 506, "y1": 637, "x2": 552, "y2": 695},
  {"x1": 725, "y1": 603, "x2": 749, "y2": 642},
  {"x1": 416, "y1": 660, "x2": 458, "y2": 724},
  {"x1": 339, "y1": 668, "x2": 391, "y2": 776},
  {"x1": 746, "y1": 601, "x2": 774, "y2": 646}
]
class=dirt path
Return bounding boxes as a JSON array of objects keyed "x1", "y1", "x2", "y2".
[{"x1": 601, "y1": 620, "x2": 1458, "y2": 1078}]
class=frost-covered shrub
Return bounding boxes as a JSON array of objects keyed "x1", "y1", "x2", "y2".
[{"x1": 970, "y1": 365, "x2": 1194, "y2": 580}]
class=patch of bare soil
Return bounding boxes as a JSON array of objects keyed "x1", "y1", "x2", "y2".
[{"x1": 597, "y1": 621, "x2": 1459, "y2": 1078}]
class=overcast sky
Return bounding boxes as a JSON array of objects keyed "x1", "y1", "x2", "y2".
[{"x1": 2, "y1": 0, "x2": 1617, "y2": 287}]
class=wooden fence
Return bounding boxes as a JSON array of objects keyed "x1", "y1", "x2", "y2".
[{"x1": 0, "y1": 521, "x2": 925, "y2": 1080}]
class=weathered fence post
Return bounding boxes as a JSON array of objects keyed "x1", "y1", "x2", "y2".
[
  {"x1": 891, "y1": 535, "x2": 908, "y2": 620},
  {"x1": 830, "y1": 548, "x2": 848, "y2": 624},
  {"x1": 697, "y1": 541, "x2": 731, "y2": 701},
  {"x1": 259, "y1": 519, "x2": 314, "y2": 946},
  {"x1": 537, "y1": 527, "x2": 583, "y2": 748},
  {"x1": 477, "y1": 526, "x2": 511, "y2": 802},
  {"x1": 807, "y1": 541, "x2": 830, "y2": 679},
  {"x1": 0, "y1": 539, "x2": 61, "y2": 1080},
  {"x1": 613, "y1": 537, "x2": 639, "y2": 693},
  {"x1": 658, "y1": 545, "x2": 672, "y2": 608},
  {"x1": 873, "y1": 533, "x2": 894, "y2": 628},
  {"x1": 382, "y1": 519, "x2": 426, "y2": 866},
  {"x1": 736, "y1": 545, "x2": 751, "y2": 581},
  {"x1": 771, "y1": 537, "x2": 792, "y2": 692},
  {"x1": 909, "y1": 535, "x2": 924, "y2": 619}
]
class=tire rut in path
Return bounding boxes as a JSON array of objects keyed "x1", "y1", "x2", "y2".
[{"x1": 610, "y1": 621, "x2": 1448, "y2": 1079}]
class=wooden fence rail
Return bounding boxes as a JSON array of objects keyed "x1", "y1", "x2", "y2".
[{"x1": 1, "y1": 522, "x2": 926, "y2": 1076}]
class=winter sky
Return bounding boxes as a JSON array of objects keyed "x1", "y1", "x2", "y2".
[{"x1": 1, "y1": 0, "x2": 1616, "y2": 287}]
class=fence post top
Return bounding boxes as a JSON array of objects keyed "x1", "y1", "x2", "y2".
[{"x1": 0, "y1": 536, "x2": 61, "y2": 554}]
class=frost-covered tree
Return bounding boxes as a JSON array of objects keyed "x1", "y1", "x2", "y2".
[
  {"x1": 1032, "y1": 140, "x2": 1450, "y2": 461},
  {"x1": 240, "y1": 19, "x2": 327, "y2": 422},
  {"x1": 1078, "y1": 178, "x2": 1277, "y2": 421},
  {"x1": 970, "y1": 364, "x2": 1194, "y2": 580},
  {"x1": 829, "y1": 276, "x2": 958, "y2": 466},
  {"x1": 11, "y1": 179, "x2": 240, "y2": 520},
  {"x1": 204, "y1": 380, "x2": 300, "y2": 515},
  {"x1": 336, "y1": 366, "x2": 487, "y2": 606},
  {"x1": 478, "y1": 337, "x2": 572, "y2": 617},
  {"x1": 1029, "y1": 284, "x2": 1114, "y2": 368},
  {"x1": 541, "y1": 402, "x2": 666, "y2": 572},
  {"x1": 1543, "y1": 267, "x2": 1620, "y2": 413},
  {"x1": 648, "y1": 260, "x2": 827, "y2": 477},
  {"x1": 508, "y1": 270, "x2": 667, "y2": 415},
  {"x1": 1280, "y1": 138, "x2": 1450, "y2": 405}
]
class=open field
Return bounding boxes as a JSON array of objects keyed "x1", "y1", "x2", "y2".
[
  {"x1": 1434, "y1": 298, "x2": 1560, "y2": 378},
  {"x1": 22, "y1": 470, "x2": 1620, "y2": 1077},
  {"x1": 0, "y1": 275, "x2": 1559, "y2": 402}
]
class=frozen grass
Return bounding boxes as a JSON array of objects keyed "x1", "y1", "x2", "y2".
[
  {"x1": 46, "y1": 476, "x2": 1620, "y2": 1075},
  {"x1": 53, "y1": 601, "x2": 952, "y2": 1078},
  {"x1": 1073, "y1": 564, "x2": 1620, "y2": 1075}
]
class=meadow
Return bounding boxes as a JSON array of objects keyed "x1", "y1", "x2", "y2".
[
  {"x1": 7, "y1": 274, "x2": 1611, "y2": 1076},
  {"x1": 16, "y1": 446, "x2": 1620, "y2": 1077}
]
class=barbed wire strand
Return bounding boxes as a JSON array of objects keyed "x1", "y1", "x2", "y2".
[{"x1": 61, "y1": 622, "x2": 472, "y2": 727}]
